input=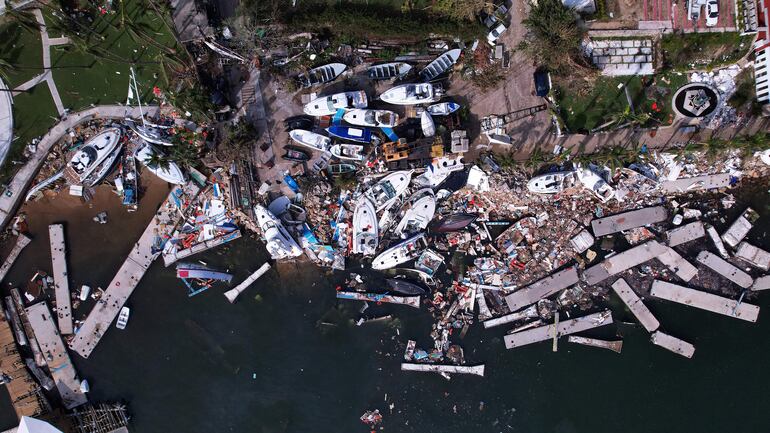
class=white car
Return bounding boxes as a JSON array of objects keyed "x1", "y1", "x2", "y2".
[
  {"x1": 487, "y1": 23, "x2": 507, "y2": 46},
  {"x1": 705, "y1": 0, "x2": 719, "y2": 27}
]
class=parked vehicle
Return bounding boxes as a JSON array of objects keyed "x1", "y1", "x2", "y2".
[{"x1": 706, "y1": 0, "x2": 719, "y2": 26}]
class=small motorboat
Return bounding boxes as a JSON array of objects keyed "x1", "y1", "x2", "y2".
[
  {"x1": 421, "y1": 111, "x2": 435, "y2": 137},
  {"x1": 577, "y1": 168, "x2": 615, "y2": 203},
  {"x1": 429, "y1": 213, "x2": 478, "y2": 233},
  {"x1": 254, "y1": 205, "x2": 303, "y2": 260},
  {"x1": 343, "y1": 109, "x2": 398, "y2": 128},
  {"x1": 393, "y1": 189, "x2": 436, "y2": 238},
  {"x1": 385, "y1": 278, "x2": 428, "y2": 296},
  {"x1": 116, "y1": 306, "x2": 130, "y2": 330},
  {"x1": 365, "y1": 170, "x2": 413, "y2": 212},
  {"x1": 282, "y1": 145, "x2": 311, "y2": 162},
  {"x1": 135, "y1": 144, "x2": 185, "y2": 184},
  {"x1": 297, "y1": 63, "x2": 347, "y2": 88},
  {"x1": 367, "y1": 62, "x2": 412, "y2": 80},
  {"x1": 372, "y1": 234, "x2": 428, "y2": 270},
  {"x1": 379, "y1": 83, "x2": 441, "y2": 106},
  {"x1": 419, "y1": 49, "x2": 462, "y2": 82},
  {"x1": 303, "y1": 91, "x2": 367, "y2": 117},
  {"x1": 527, "y1": 170, "x2": 577, "y2": 194},
  {"x1": 413, "y1": 155, "x2": 465, "y2": 188},
  {"x1": 289, "y1": 129, "x2": 331, "y2": 151},
  {"x1": 427, "y1": 102, "x2": 460, "y2": 116},
  {"x1": 352, "y1": 197, "x2": 378, "y2": 256},
  {"x1": 68, "y1": 127, "x2": 122, "y2": 183},
  {"x1": 330, "y1": 144, "x2": 364, "y2": 161},
  {"x1": 327, "y1": 163, "x2": 357, "y2": 176},
  {"x1": 326, "y1": 125, "x2": 372, "y2": 143},
  {"x1": 284, "y1": 115, "x2": 315, "y2": 131}
]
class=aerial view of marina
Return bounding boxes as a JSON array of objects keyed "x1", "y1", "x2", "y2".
[{"x1": 1, "y1": 0, "x2": 770, "y2": 432}]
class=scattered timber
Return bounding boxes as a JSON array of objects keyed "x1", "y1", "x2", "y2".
[
  {"x1": 48, "y1": 224, "x2": 73, "y2": 334},
  {"x1": 660, "y1": 173, "x2": 731, "y2": 194},
  {"x1": 666, "y1": 221, "x2": 705, "y2": 247},
  {"x1": 336, "y1": 291, "x2": 420, "y2": 308},
  {"x1": 651, "y1": 331, "x2": 695, "y2": 358},
  {"x1": 68, "y1": 402, "x2": 131, "y2": 433},
  {"x1": 401, "y1": 363, "x2": 485, "y2": 377},
  {"x1": 611, "y1": 278, "x2": 660, "y2": 332},
  {"x1": 504, "y1": 266, "x2": 579, "y2": 312},
  {"x1": 696, "y1": 251, "x2": 753, "y2": 289},
  {"x1": 567, "y1": 336, "x2": 623, "y2": 353},
  {"x1": 591, "y1": 206, "x2": 667, "y2": 237},
  {"x1": 650, "y1": 280, "x2": 759, "y2": 322},
  {"x1": 0, "y1": 234, "x2": 31, "y2": 283},
  {"x1": 503, "y1": 311, "x2": 613, "y2": 349}
]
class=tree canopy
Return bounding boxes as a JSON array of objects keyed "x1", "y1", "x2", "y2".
[{"x1": 519, "y1": 0, "x2": 590, "y2": 74}]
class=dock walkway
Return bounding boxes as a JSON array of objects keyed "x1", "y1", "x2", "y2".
[
  {"x1": 650, "y1": 280, "x2": 759, "y2": 322},
  {"x1": 504, "y1": 266, "x2": 579, "y2": 312},
  {"x1": 0, "y1": 234, "x2": 31, "y2": 283},
  {"x1": 48, "y1": 224, "x2": 72, "y2": 334},
  {"x1": 503, "y1": 311, "x2": 613, "y2": 349},
  {"x1": 611, "y1": 278, "x2": 660, "y2": 332},
  {"x1": 25, "y1": 302, "x2": 87, "y2": 409},
  {"x1": 696, "y1": 251, "x2": 753, "y2": 288}
]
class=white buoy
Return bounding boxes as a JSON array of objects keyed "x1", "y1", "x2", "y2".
[
  {"x1": 225, "y1": 263, "x2": 272, "y2": 303},
  {"x1": 79, "y1": 379, "x2": 90, "y2": 393}
]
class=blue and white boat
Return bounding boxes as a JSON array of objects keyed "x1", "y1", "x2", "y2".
[
  {"x1": 326, "y1": 125, "x2": 372, "y2": 143},
  {"x1": 427, "y1": 102, "x2": 460, "y2": 116}
]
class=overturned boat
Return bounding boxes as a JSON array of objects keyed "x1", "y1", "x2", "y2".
[
  {"x1": 527, "y1": 170, "x2": 577, "y2": 194},
  {"x1": 393, "y1": 189, "x2": 436, "y2": 238},
  {"x1": 427, "y1": 102, "x2": 460, "y2": 116},
  {"x1": 367, "y1": 62, "x2": 412, "y2": 80},
  {"x1": 419, "y1": 49, "x2": 461, "y2": 82},
  {"x1": 342, "y1": 109, "x2": 398, "y2": 128},
  {"x1": 372, "y1": 234, "x2": 428, "y2": 270},
  {"x1": 68, "y1": 127, "x2": 122, "y2": 183},
  {"x1": 303, "y1": 91, "x2": 367, "y2": 117},
  {"x1": 326, "y1": 125, "x2": 372, "y2": 143},
  {"x1": 297, "y1": 63, "x2": 347, "y2": 88},
  {"x1": 385, "y1": 278, "x2": 428, "y2": 296},
  {"x1": 135, "y1": 144, "x2": 185, "y2": 184},
  {"x1": 429, "y1": 213, "x2": 477, "y2": 233},
  {"x1": 379, "y1": 83, "x2": 441, "y2": 106},
  {"x1": 352, "y1": 196, "x2": 378, "y2": 256},
  {"x1": 254, "y1": 205, "x2": 303, "y2": 260},
  {"x1": 289, "y1": 129, "x2": 331, "y2": 151},
  {"x1": 330, "y1": 144, "x2": 364, "y2": 161},
  {"x1": 365, "y1": 170, "x2": 413, "y2": 212}
]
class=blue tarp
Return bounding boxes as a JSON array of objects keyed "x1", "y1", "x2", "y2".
[
  {"x1": 381, "y1": 127, "x2": 399, "y2": 141},
  {"x1": 283, "y1": 173, "x2": 300, "y2": 193},
  {"x1": 332, "y1": 108, "x2": 345, "y2": 125}
]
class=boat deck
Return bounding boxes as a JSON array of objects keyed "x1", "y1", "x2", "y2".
[
  {"x1": 650, "y1": 280, "x2": 759, "y2": 322},
  {"x1": 611, "y1": 278, "x2": 660, "y2": 332},
  {"x1": 26, "y1": 302, "x2": 87, "y2": 409},
  {"x1": 48, "y1": 224, "x2": 73, "y2": 334},
  {"x1": 0, "y1": 234, "x2": 31, "y2": 283},
  {"x1": 504, "y1": 311, "x2": 613, "y2": 349},
  {"x1": 401, "y1": 363, "x2": 485, "y2": 376}
]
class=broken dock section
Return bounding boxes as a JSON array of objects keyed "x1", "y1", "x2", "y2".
[
  {"x1": 611, "y1": 278, "x2": 660, "y2": 332},
  {"x1": 0, "y1": 234, "x2": 31, "y2": 282},
  {"x1": 503, "y1": 311, "x2": 613, "y2": 349},
  {"x1": 651, "y1": 331, "x2": 695, "y2": 358},
  {"x1": 567, "y1": 336, "x2": 623, "y2": 353},
  {"x1": 504, "y1": 266, "x2": 579, "y2": 312},
  {"x1": 336, "y1": 291, "x2": 420, "y2": 308},
  {"x1": 650, "y1": 280, "x2": 759, "y2": 322},
  {"x1": 48, "y1": 224, "x2": 73, "y2": 334},
  {"x1": 401, "y1": 363, "x2": 485, "y2": 377}
]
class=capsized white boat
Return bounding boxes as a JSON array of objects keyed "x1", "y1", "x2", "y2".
[
  {"x1": 254, "y1": 205, "x2": 303, "y2": 260},
  {"x1": 414, "y1": 155, "x2": 465, "y2": 188},
  {"x1": 342, "y1": 109, "x2": 398, "y2": 128},
  {"x1": 68, "y1": 127, "x2": 122, "y2": 182},
  {"x1": 372, "y1": 234, "x2": 428, "y2": 270},
  {"x1": 365, "y1": 170, "x2": 413, "y2": 212},
  {"x1": 379, "y1": 83, "x2": 440, "y2": 106},
  {"x1": 135, "y1": 144, "x2": 185, "y2": 184},
  {"x1": 352, "y1": 197, "x2": 378, "y2": 256},
  {"x1": 393, "y1": 189, "x2": 436, "y2": 238},
  {"x1": 576, "y1": 168, "x2": 615, "y2": 202},
  {"x1": 116, "y1": 306, "x2": 130, "y2": 330},
  {"x1": 419, "y1": 49, "x2": 462, "y2": 82},
  {"x1": 426, "y1": 102, "x2": 460, "y2": 116},
  {"x1": 303, "y1": 91, "x2": 367, "y2": 117},
  {"x1": 526, "y1": 171, "x2": 577, "y2": 194},
  {"x1": 289, "y1": 129, "x2": 331, "y2": 151},
  {"x1": 330, "y1": 144, "x2": 364, "y2": 161},
  {"x1": 421, "y1": 111, "x2": 435, "y2": 137}
]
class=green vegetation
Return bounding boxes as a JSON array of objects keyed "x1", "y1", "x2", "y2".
[
  {"x1": 0, "y1": 19, "x2": 43, "y2": 87},
  {"x1": 661, "y1": 32, "x2": 753, "y2": 71},
  {"x1": 729, "y1": 69, "x2": 764, "y2": 115}
]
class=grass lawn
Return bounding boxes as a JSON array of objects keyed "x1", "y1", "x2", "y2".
[
  {"x1": 0, "y1": 21, "x2": 43, "y2": 88},
  {"x1": 661, "y1": 32, "x2": 754, "y2": 71},
  {"x1": 556, "y1": 72, "x2": 688, "y2": 133}
]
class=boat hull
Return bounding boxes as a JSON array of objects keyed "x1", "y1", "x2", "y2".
[
  {"x1": 380, "y1": 83, "x2": 438, "y2": 106},
  {"x1": 427, "y1": 102, "x2": 460, "y2": 116},
  {"x1": 352, "y1": 197, "x2": 378, "y2": 256},
  {"x1": 69, "y1": 127, "x2": 122, "y2": 182},
  {"x1": 330, "y1": 144, "x2": 364, "y2": 161},
  {"x1": 289, "y1": 129, "x2": 331, "y2": 151},
  {"x1": 303, "y1": 91, "x2": 368, "y2": 117},
  {"x1": 372, "y1": 234, "x2": 426, "y2": 270},
  {"x1": 365, "y1": 170, "x2": 413, "y2": 212},
  {"x1": 326, "y1": 125, "x2": 372, "y2": 143},
  {"x1": 419, "y1": 49, "x2": 461, "y2": 82},
  {"x1": 342, "y1": 109, "x2": 398, "y2": 128},
  {"x1": 135, "y1": 144, "x2": 185, "y2": 184},
  {"x1": 367, "y1": 62, "x2": 412, "y2": 80}
]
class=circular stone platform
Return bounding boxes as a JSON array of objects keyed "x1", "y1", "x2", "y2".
[{"x1": 672, "y1": 83, "x2": 719, "y2": 118}]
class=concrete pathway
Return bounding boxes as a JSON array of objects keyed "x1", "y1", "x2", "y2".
[{"x1": 31, "y1": 8, "x2": 66, "y2": 116}]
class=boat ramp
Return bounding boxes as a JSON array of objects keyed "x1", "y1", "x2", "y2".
[
  {"x1": 611, "y1": 278, "x2": 660, "y2": 332},
  {"x1": 504, "y1": 266, "x2": 579, "y2": 312},
  {"x1": 0, "y1": 234, "x2": 31, "y2": 282},
  {"x1": 26, "y1": 302, "x2": 87, "y2": 409},
  {"x1": 401, "y1": 363, "x2": 485, "y2": 377},
  {"x1": 590, "y1": 206, "x2": 667, "y2": 237},
  {"x1": 336, "y1": 291, "x2": 420, "y2": 308},
  {"x1": 696, "y1": 251, "x2": 753, "y2": 289},
  {"x1": 48, "y1": 224, "x2": 73, "y2": 334},
  {"x1": 567, "y1": 336, "x2": 623, "y2": 353},
  {"x1": 651, "y1": 331, "x2": 695, "y2": 358},
  {"x1": 503, "y1": 311, "x2": 613, "y2": 349},
  {"x1": 650, "y1": 280, "x2": 760, "y2": 322}
]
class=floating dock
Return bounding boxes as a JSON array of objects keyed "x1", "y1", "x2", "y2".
[
  {"x1": 0, "y1": 234, "x2": 31, "y2": 283},
  {"x1": 611, "y1": 278, "x2": 660, "y2": 332},
  {"x1": 651, "y1": 331, "x2": 695, "y2": 358},
  {"x1": 696, "y1": 251, "x2": 753, "y2": 289},
  {"x1": 721, "y1": 208, "x2": 757, "y2": 248},
  {"x1": 666, "y1": 221, "x2": 705, "y2": 247},
  {"x1": 336, "y1": 291, "x2": 420, "y2": 308},
  {"x1": 656, "y1": 246, "x2": 698, "y2": 282},
  {"x1": 26, "y1": 302, "x2": 87, "y2": 409},
  {"x1": 483, "y1": 304, "x2": 538, "y2": 329},
  {"x1": 69, "y1": 184, "x2": 193, "y2": 359},
  {"x1": 591, "y1": 206, "x2": 667, "y2": 237},
  {"x1": 162, "y1": 229, "x2": 242, "y2": 266},
  {"x1": 650, "y1": 280, "x2": 759, "y2": 322},
  {"x1": 735, "y1": 242, "x2": 770, "y2": 271},
  {"x1": 584, "y1": 241, "x2": 662, "y2": 284},
  {"x1": 401, "y1": 363, "x2": 485, "y2": 377},
  {"x1": 567, "y1": 336, "x2": 623, "y2": 353},
  {"x1": 660, "y1": 173, "x2": 731, "y2": 194},
  {"x1": 503, "y1": 311, "x2": 613, "y2": 349},
  {"x1": 48, "y1": 224, "x2": 73, "y2": 334},
  {"x1": 504, "y1": 266, "x2": 579, "y2": 312}
]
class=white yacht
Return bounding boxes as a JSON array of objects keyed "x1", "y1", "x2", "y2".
[
  {"x1": 364, "y1": 170, "x2": 413, "y2": 212},
  {"x1": 372, "y1": 234, "x2": 428, "y2": 270},
  {"x1": 254, "y1": 205, "x2": 303, "y2": 260},
  {"x1": 393, "y1": 189, "x2": 436, "y2": 238},
  {"x1": 303, "y1": 91, "x2": 367, "y2": 117},
  {"x1": 352, "y1": 197, "x2": 378, "y2": 256},
  {"x1": 379, "y1": 83, "x2": 440, "y2": 106},
  {"x1": 526, "y1": 171, "x2": 577, "y2": 194},
  {"x1": 342, "y1": 109, "x2": 398, "y2": 128},
  {"x1": 289, "y1": 129, "x2": 331, "y2": 151},
  {"x1": 68, "y1": 127, "x2": 122, "y2": 183},
  {"x1": 135, "y1": 144, "x2": 185, "y2": 184},
  {"x1": 330, "y1": 144, "x2": 364, "y2": 161},
  {"x1": 116, "y1": 307, "x2": 130, "y2": 330},
  {"x1": 414, "y1": 155, "x2": 465, "y2": 188}
]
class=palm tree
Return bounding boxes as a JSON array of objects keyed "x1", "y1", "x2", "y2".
[
  {"x1": 3, "y1": 6, "x2": 41, "y2": 33},
  {"x1": 144, "y1": 149, "x2": 171, "y2": 170}
]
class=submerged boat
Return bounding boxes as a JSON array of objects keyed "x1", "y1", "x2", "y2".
[
  {"x1": 365, "y1": 170, "x2": 413, "y2": 212},
  {"x1": 385, "y1": 278, "x2": 428, "y2": 296},
  {"x1": 297, "y1": 63, "x2": 347, "y2": 88},
  {"x1": 367, "y1": 62, "x2": 412, "y2": 80},
  {"x1": 303, "y1": 91, "x2": 367, "y2": 117},
  {"x1": 176, "y1": 263, "x2": 234, "y2": 283},
  {"x1": 352, "y1": 197, "x2": 378, "y2": 256},
  {"x1": 393, "y1": 189, "x2": 436, "y2": 238},
  {"x1": 577, "y1": 168, "x2": 615, "y2": 203},
  {"x1": 372, "y1": 234, "x2": 428, "y2": 270},
  {"x1": 526, "y1": 170, "x2": 577, "y2": 194},
  {"x1": 343, "y1": 109, "x2": 398, "y2": 128},
  {"x1": 116, "y1": 306, "x2": 130, "y2": 330},
  {"x1": 68, "y1": 127, "x2": 122, "y2": 183},
  {"x1": 254, "y1": 205, "x2": 303, "y2": 260},
  {"x1": 421, "y1": 111, "x2": 435, "y2": 137},
  {"x1": 330, "y1": 144, "x2": 364, "y2": 161},
  {"x1": 289, "y1": 129, "x2": 331, "y2": 151},
  {"x1": 379, "y1": 83, "x2": 441, "y2": 106},
  {"x1": 135, "y1": 144, "x2": 185, "y2": 184},
  {"x1": 327, "y1": 163, "x2": 357, "y2": 176},
  {"x1": 429, "y1": 213, "x2": 477, "y2": 233},
  {"x1": 419, "y1": 49, "x2": 462, "y2": 82},
  {"x1": 427, "y1": 102, "x2": 460, "y2": 116},
  {"x1": 326, "y1": 125, "x2": 372, "y2": 143},
  {"x1": 414, "y1": 155, "x2": 465, "y2": 188},
  {"x1": 282, "y1": 145, "x2": 311, "y2": 162}
]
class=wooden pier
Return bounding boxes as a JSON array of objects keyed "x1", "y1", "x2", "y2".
[
  {"x1": 696, "y1": 251, "x2": 753, "y2": 289},
  {"x1": 651, "y1": 331, "x2": 695, "y2": 358},
  {"x1": 25, "y1": 302, "x2": 87, "y2": 409},
  {"x1": 503, "y1": 311, "x2": 613, "y2": 349},
  {"x1": 504, "y1": 266, "x2": 579, "y2": 312},
  {"x1": 567, "y1": 336, "x2": 623, "y2": 353},
  {"x1": 611, "y1": 278, "x2": 660, "y2": 332},
  {"x1": 0, "y1": 234, "x2": 31, "y2": 283},
  {"x1": 591, "y1": 206, "x2": 667, "y2": 237},
  {"x1": 650, "y1": 280, "x2": 760, "y2": 322},
  {"x1": 69, "y1": 184, "x2": 194, "y2": 359},
  {"x1": 336, "y1": 291, "x2": 420, "y2": 308},
  {"x1": 48, "y1": 224, "x2": 73, "y2": 334},
  {"x1": 401, "y1": 363, "x2": 485, "y2": 377}
]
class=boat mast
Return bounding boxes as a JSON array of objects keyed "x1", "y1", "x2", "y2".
[{"x1": 129, "y1": 66, "x2": 146, "y2": 126}]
